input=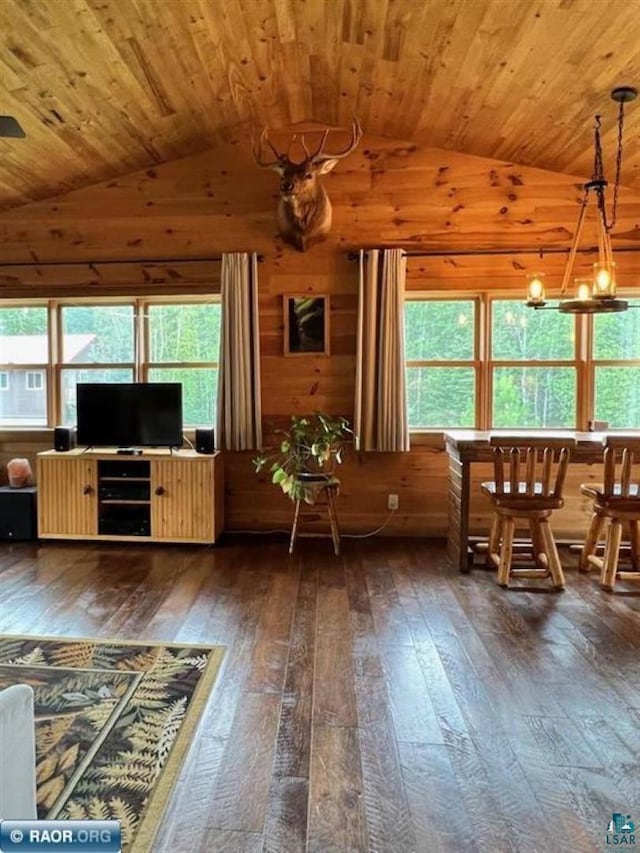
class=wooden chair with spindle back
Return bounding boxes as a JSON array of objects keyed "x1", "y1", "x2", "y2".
[
  {"x1": 480, "y1": 435, "x2": 576, "y2": 589},
  {"x1": 579, "y1": 435, "x2": 640, "y2": 590}
]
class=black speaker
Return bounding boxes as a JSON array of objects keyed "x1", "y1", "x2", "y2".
[
  {"x1": 0, "y1": 486, "x2": 38, "y2": 541},
  {"x1": 54, "y1": 425, "x2": 77, "y2": 452},
  {"x1": 195, "y1": 427, "x2": 215, "y2": 454}
]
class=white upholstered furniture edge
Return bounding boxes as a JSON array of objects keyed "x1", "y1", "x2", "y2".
[{"x1": 0, "y1": 684, "x2": 37, "y2": 819}]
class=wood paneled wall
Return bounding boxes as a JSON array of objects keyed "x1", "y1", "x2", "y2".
[{"x1": 2, "y1": 134, "x2": 640, "y2": 538}]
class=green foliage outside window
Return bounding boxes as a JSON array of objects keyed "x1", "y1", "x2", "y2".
[
  {"x1": 492, "y1": 367, "x2": 576, "y2": 428},
  {"x1": 407, "y1": 367, "x2": 475, "y2": 428},
  {"x1": 62, "y1": 305, "x2": 134, "y2": 363},
  {"x1": 149, "y1": 304, "x2": 221, "y2": 362},
  {"x1": 0, "y1": 306, "x2": 47, "y2": 338},
  {"x1": 491, "y1": 301, "x2": 574, "y2": 360},
  {"x1": 595, "y1": 367, "x2": 640, "y2": 428},
  {"x1": 405, "y1": 300, "x2": 474, "y2": 360}
]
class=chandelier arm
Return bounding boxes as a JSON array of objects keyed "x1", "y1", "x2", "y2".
[
  {"x1": 560, "y1": 191, "x2": 589, "y2": 294},
  {"x1": 604, "y1": 219, "x2": 614, "y2": 271},
  {"x1": 608, "y1": 98, "x2": 626, "y2": 232},
  {"x1": 596, "y1": 195, "x2": 610, "y2": 269}
]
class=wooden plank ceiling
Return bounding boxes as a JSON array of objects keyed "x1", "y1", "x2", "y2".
[{"x1": 1, "y1": 0, "x2": 639, "y2": 210}]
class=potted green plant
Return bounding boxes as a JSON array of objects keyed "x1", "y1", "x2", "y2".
[{"x1": 253, "y1": 412, "x2": 354, "y2": 503}]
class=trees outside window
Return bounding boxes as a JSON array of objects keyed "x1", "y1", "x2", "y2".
[
  {"x1": 405, "y1": 299, "x2": 477, "y2": 428},
  {"x1": 592, "y1": 310, "x2": 640, "y2": 429},
  {"x1": 491, "y1": 300, "x2": 575, "y2": 428}
]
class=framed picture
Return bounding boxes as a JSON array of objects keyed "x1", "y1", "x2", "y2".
[{"x1": 283, "y1": 295, "x2": 329, "y2": 356}]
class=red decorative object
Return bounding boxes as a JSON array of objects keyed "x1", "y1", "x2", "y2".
[{"x1": 7, "y1": 458, "x2": 33, "y2": 488}]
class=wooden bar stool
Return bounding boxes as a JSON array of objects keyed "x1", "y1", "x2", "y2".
[
  {"x1": 289, "y1": 475, "x2": 341, "y2": 556},
  {"x1": 579, "y1": 435, "x2": 640, "y2": 590},
  {"x1": 480, "y1": 435, "x2": 575, "y2": 589}
]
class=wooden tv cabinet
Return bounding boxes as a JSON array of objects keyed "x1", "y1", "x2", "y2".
[{"x1": 37, "y1": 448, "x2": 224, "y2": 544}]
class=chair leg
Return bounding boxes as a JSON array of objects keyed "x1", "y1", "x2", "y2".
[
  {"x1": 528, "y1": 518, "x2": 547, "y2": 568},
  {"x1": 487, "y1": 513, "x2": 502, "y2": 567},
  {"x1": 497, "y1": 516, "x2": 515, "y2": 588},
  {"x1": 630, "y1": 520, "x2": 640, "y2": 571},
  {"x1": 579, "y1": 512, "x2": 606, "y2": 573},
  {"x1": 325, "y1": 486, "x2": 341, "y2": 556},
  {"x1": 539, "y1": 518, "x2": 565, "y2": 589},
  {"x1": 289, "y1": 498, "x2": 302, "y2": 555},
  {"x1": 601, "y1": 519, "x2": 623, "y2": 590}
]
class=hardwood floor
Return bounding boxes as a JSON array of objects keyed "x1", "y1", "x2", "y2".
[{"x1": 1, "y1": 536, "x2": 639, "y2": 852}]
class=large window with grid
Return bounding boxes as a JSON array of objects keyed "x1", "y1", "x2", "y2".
[
  {"x1": 405, "y1": 294, "x2": 640, "y2": 430},
  {"x1": 0, "y1": 298, "x2": 221, "y2": 429}
]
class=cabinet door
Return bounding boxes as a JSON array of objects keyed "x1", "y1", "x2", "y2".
[
  {"x1": 151, "y1": 458, "x2": 214, "y2": 542},
  {"x1": 38, "y1": 457, "x2": 98, "y2": 537}
]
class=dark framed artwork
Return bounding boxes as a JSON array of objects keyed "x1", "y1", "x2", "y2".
[{"x1": 283, "y1": 295, "x2": 330, "y2": 356}]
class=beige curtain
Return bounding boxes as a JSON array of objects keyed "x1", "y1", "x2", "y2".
[
  {"x1": 354, "y1": 248, "x2": 409, "y2": 451},
  {"x1": 216, "y1": 252, "x2": 263, "y2": 450}
]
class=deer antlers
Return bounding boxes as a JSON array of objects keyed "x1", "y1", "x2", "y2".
[{"x1": 253, "y1": 117, "x2": 362, "y2": 167}]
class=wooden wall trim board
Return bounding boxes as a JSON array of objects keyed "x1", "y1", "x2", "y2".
[{"x1": 1, "y1": 135, "x2": 639, "y2": 538}]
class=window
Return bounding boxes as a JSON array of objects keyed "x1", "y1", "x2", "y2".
[
  {"x1": 147, "y1": 303, "x2": 221, "y2": 427},
  {"x1": 25, "y1": 371, "x2": 44, "y2": 391},
  {"x1": 0, "y1": 305, "x2": 48, "y2": 425},
  {"x1": 405, "y1": 293, "x2": 638, "y2": 430},
  {"x1": 405, "y1": 299, "x2": 477, "y2": 427},
  {"x1": 0, "y1": 298, "x2": 221, "y2": 429},
  {"x1": 491, "y1": 300, "x2": 576, "y2": 428},
  {"x1": 592, "y1": 310, "x2": 640, "y2": 429},
  {"x1": 0, "y1": 372, "x2": 8, "y2": 391},
  {"x1": 60, "y1": 304, "x2": 135, "y2": 424}
]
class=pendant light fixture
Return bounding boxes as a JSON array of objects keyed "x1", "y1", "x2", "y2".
[{"x1": 526, "y1": 86, "x2": 637, "y2": 313}]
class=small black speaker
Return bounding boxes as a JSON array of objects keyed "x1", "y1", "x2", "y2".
[
  {"x1": 0, "y1": 486, "x2": 38, "y2": 541},
  {"x1": 54, "y1": 425, "x2": 77, "y2": 452},
  {"x1": 195, "y1": 427, "x2": 215, "y2": 454}
]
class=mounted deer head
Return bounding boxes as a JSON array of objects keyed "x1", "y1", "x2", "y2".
[{"x1": 253, "y1": 119, "x2": 362, "y2": 252}]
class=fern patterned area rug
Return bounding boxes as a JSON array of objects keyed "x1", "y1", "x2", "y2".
[{"x1": 0, "y1": 635, "x2": 225, "y2": 852}]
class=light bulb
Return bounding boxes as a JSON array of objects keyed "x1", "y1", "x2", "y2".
[
  {"x1": 596, "y1": 267, "x2": 610, "y2": 289},
  {"x1": 593, "y1": 261, "x2": 616, "y2": 296},
  {"x1": 526, "y1": 273, "x2": 545, "y2": 304},
  {"x1": 576, "y1": 282, "x2": 592, "y2": 301}
]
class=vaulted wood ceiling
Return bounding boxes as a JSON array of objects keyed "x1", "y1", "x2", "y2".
[{"x1": 1, "y1": 0, "x2": 639, "y2": 210}]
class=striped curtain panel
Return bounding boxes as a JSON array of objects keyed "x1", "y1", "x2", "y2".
[
  {"x1": 354, "y1": 248, "x2": 409, "y2": 451},
  {"x1": 216, "y1": 252, "x2": 263, "y2": 450}
]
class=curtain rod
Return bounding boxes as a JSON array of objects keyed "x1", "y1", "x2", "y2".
[
  {"x1": 346, "y1": 246, "x2": 640, "y2": 261},
  {"x1": 0, "y1": 254, "x2": 265, "y2": 269}
]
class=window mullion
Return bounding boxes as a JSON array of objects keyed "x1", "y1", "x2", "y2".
[
  {"x1": 49, "y1": 301, "x2": 61, "y2": 427},
  {"x1": 135, "y1": 299, "x2": 146, "y2": 382},
  {"x1": 479, "y1": 294, "x2": 490, "y2": 430}
]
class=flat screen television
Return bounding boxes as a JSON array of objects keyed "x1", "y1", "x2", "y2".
[{"x1": 76, "y1": 383, "x2": 183, "y2": 449}]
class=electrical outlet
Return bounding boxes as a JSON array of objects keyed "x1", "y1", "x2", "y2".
[{"x1": 387, "y1": 493, "x2": 399, "y2": 511}]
